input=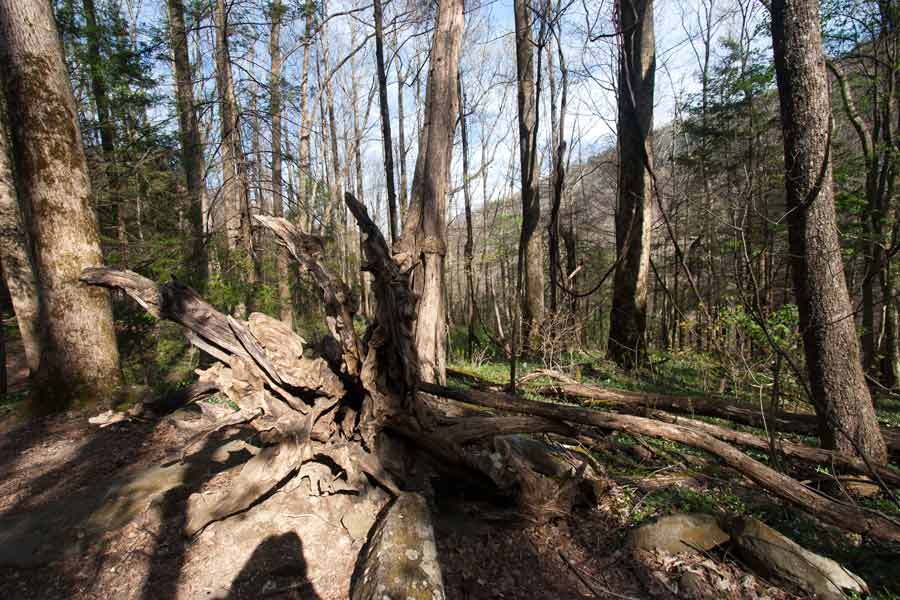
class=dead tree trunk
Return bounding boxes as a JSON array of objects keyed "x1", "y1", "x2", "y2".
[
  {"x1": 772, "y1": 0, "x2": 888, "y2": 464},
  {"x1": 397, "y1": 0, "x2": 465, "y2": 384},
  {"x1": 608, "y1": 0, "x2": 655, "y2": 369},
  {"x1": 0, "y1": 0, "x2": 122, "y2": 410}
]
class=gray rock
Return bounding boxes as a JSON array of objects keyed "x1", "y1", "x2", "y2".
[
  {"x1": 627, "y1": 513, "x2": 730, "y2": 555},
  {"x1": 351, "y1": 493, "x2": 445, "y2": 600},
  {"x1": 728, "y1": 517, "x2": 867, "y2": 600}
]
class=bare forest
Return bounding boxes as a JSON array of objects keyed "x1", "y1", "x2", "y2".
[{"x1": 1, "y1": 0, "x2": 900, "y2": 598}]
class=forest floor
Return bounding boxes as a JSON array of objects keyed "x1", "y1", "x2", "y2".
[{"x1": 0, "y1": 337, "x2": 899, "y2": 599}]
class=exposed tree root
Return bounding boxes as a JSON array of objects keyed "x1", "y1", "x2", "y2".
[{"x1": 80, "y1": 192, "x2": 900, "y2": 553}]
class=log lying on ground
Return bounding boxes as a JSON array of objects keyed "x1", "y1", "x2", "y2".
[
  {"x1": 519, "y1": 370, "x2": 900, "y2": 454},
  {"x1": 421, "y1": 383, "x2": 900, "y2": 543},
  {"x1": 640, "y1": 408, "x2": 900, "y2": 487}
]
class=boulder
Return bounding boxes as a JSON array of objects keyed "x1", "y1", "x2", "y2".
[
  {"x1": 626, "y1": 513, "x2": 730, "y2": 555},
  {"x1": 727, "y1": 517, "x2": 867, "y2": 600},
  {"x1": 351, "y1": 493, "x2": 445, "y2": 600}
]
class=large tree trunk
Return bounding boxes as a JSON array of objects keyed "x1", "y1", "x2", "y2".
[
  {"x1": 771, "y1": 0, "x2": 888, "y2": 464},
  {"x1": 166, "y1": 0, "x2": 207, "y2": 289},
  {"x1": 213, "y1": 0, "x2": 254, "y2": 314},
  {"x1": 608, "y1": 0, "x2": 654, "y2": 369},
  {"x1": 513, "y1": 0, "x2": 545, "y2": 351},
  {"x1": 269, "y1": 0, "x2": 293, "y2": 328},
  {"x1": 0, "y1": 0, "x2": 122, "y2": 410},
  {"x1": 397, "y1": 0, "x2": 465, "y2": 384},
  {"x1": 0, "y1": 106, "x2": 40, "y2": 373}
]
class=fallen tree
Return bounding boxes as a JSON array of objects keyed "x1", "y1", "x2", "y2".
[
  {"x1": 521, "y1": 370, "x2": 900, "y2": 454},
  {"x1": 80, "y1": 192, "x2": 900, "y2": 561},
  {"x1": 419, "y1": 383, "x2": 900, "y2": 542}
]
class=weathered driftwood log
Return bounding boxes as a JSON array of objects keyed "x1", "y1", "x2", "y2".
[
  {"x1": 81, "y1": 194, "x2": 587, "y2": 537},
  {"x1": 420, "y1": 383, "x2": 900, "y2": 543}
]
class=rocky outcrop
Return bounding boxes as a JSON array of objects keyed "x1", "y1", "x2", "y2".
[{"x1": 351, "y1": 493, "x2": 445, "y2": 600}]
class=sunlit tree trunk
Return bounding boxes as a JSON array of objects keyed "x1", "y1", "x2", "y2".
[
  {"x1": 513, "y1": 0, "x2": 545, "y2": 351},
  {"x1": 373, "y1": 0, "x2": 398, "y2": 245},
  {"x1": 269, "y1": 0, "x2": 293, "y2": 327},
  {"x1": 398, "y1": 0, "x2": 465, "y2": 384},
  {"x1": 166, "y1": 0, "x2": 207, "y2": 289},
  {"x1": 608, "y1": 0, "x2": 655, "y2": 369},
  {"x1": 771, "y1": 0, "x2": 887, "y2": 464},
  {"x1": 0, "y1": 0, "x2": 122, "y2": 410}
]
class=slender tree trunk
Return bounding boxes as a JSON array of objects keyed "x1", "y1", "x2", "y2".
[
  {"x1": 214, "y1": 0, "x2": 254, "y2": 314},
  {"x1": 513, "y1": 0, "x2": 545, "y2": 351},
  {"x1": 458, "y1": 72, "x2": 476, "y2": 362},
  {"x1": 548, "y1": 32, "x2": 568, "y2": 315},
  {"x1": 394, "y1": 35, "x2": 409, "y2": 220},
  {"x1": 82, "y1": 0, "x2": 124, "y2": 259},
  {"x1": 608, "y1": 0, "x2": 655, "y2": 369},
  {"x1": 269, "y1": 1, "x2": 292, "y2": 327},
  {"x1": 297, "y1": 9, "x2": 313, "y2": 231},
  {"x1": 166, "y1": 0, "x2": 207, "y2": 289},
  {"x1": 373, "y1": 0, "x2": 399, "y2": 246},
  {"x1": 398, "y1": 0, "x2": 465, "y2": 384},
  {"x1": 0, "y1": 109, "x2": 40, "y2": 373},
  {"x1": 771, "y1": 0, "x2": 887, "y2": 463},
  {"x1": 0, "y1": 0, "x2": 122, "y2": 410}
]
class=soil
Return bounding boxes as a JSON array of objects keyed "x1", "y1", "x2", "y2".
[{"x1": 0, "y1": 344, "x2": 799, "y2": 600}]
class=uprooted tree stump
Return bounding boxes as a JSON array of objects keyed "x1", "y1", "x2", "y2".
[{"x1": 80, "y1": 192, "x2": 900, "y2": 594}]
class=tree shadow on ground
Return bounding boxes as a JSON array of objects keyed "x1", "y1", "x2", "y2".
[
  {"x1": 224, "y1": 532, "x2": 321, "y2": 600},
  {"x1": 0, "y1": 415, "x2": 160, "y2": 597},
  {"x1": 0, "y1": 409, "x2": 255, "y2": 600}
]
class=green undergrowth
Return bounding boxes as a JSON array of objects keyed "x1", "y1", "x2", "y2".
[{"x1": 448, "y1": 355, "x2": 900, "y2": 596}]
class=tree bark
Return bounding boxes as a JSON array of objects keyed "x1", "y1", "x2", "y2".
[
  {"x1": 608, "y1": 0, "x2": 654, "y2": 369},
  {"x1": 771, "y1": 0, "x2": 888, "y2": 464},
  {"x1": 269, "y1": 0, "x2": 293, "y2": 328},
  {"x1": 548, "y1": 31, "x2": 568, "y2": 315},
  {"x1": 373, "y1": 0, "x2": 399, "y2": 246},
  {"x1": 394, "y1": 35, "x2": 409, "y2": 220},
  {"x1": 166, "y1": 0, "x2": 207, "y2": 289},
  {"x1": 213, "y1": 0, "x2": 254, "y2": 314},
  {"x1": 0, "y1": 106, "x2": 40, "y2": 373},
  {"x1": 513, "y1": 0, "x2": 545, "y2": 350},
  {"x1": 397, "y1": 0, "x2": 465, "y2": 384},
  {"x1": 458, "y1": 72, "x2": 476, "y2": 361},
  {"x1": 0, "y1": 0, "x2": 122, "y2": 410}
]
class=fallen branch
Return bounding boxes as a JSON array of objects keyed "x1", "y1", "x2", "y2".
[{"x1": 421, "y1": 383, "x2": 900, "y2": 543}]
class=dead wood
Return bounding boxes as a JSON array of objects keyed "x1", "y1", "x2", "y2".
[
  {"x1": 515, "y1": 371, "x2": 900, "y2": 455},
  {"x1": 420, "y1": 383, "x2": 900, "y2": 543}
]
